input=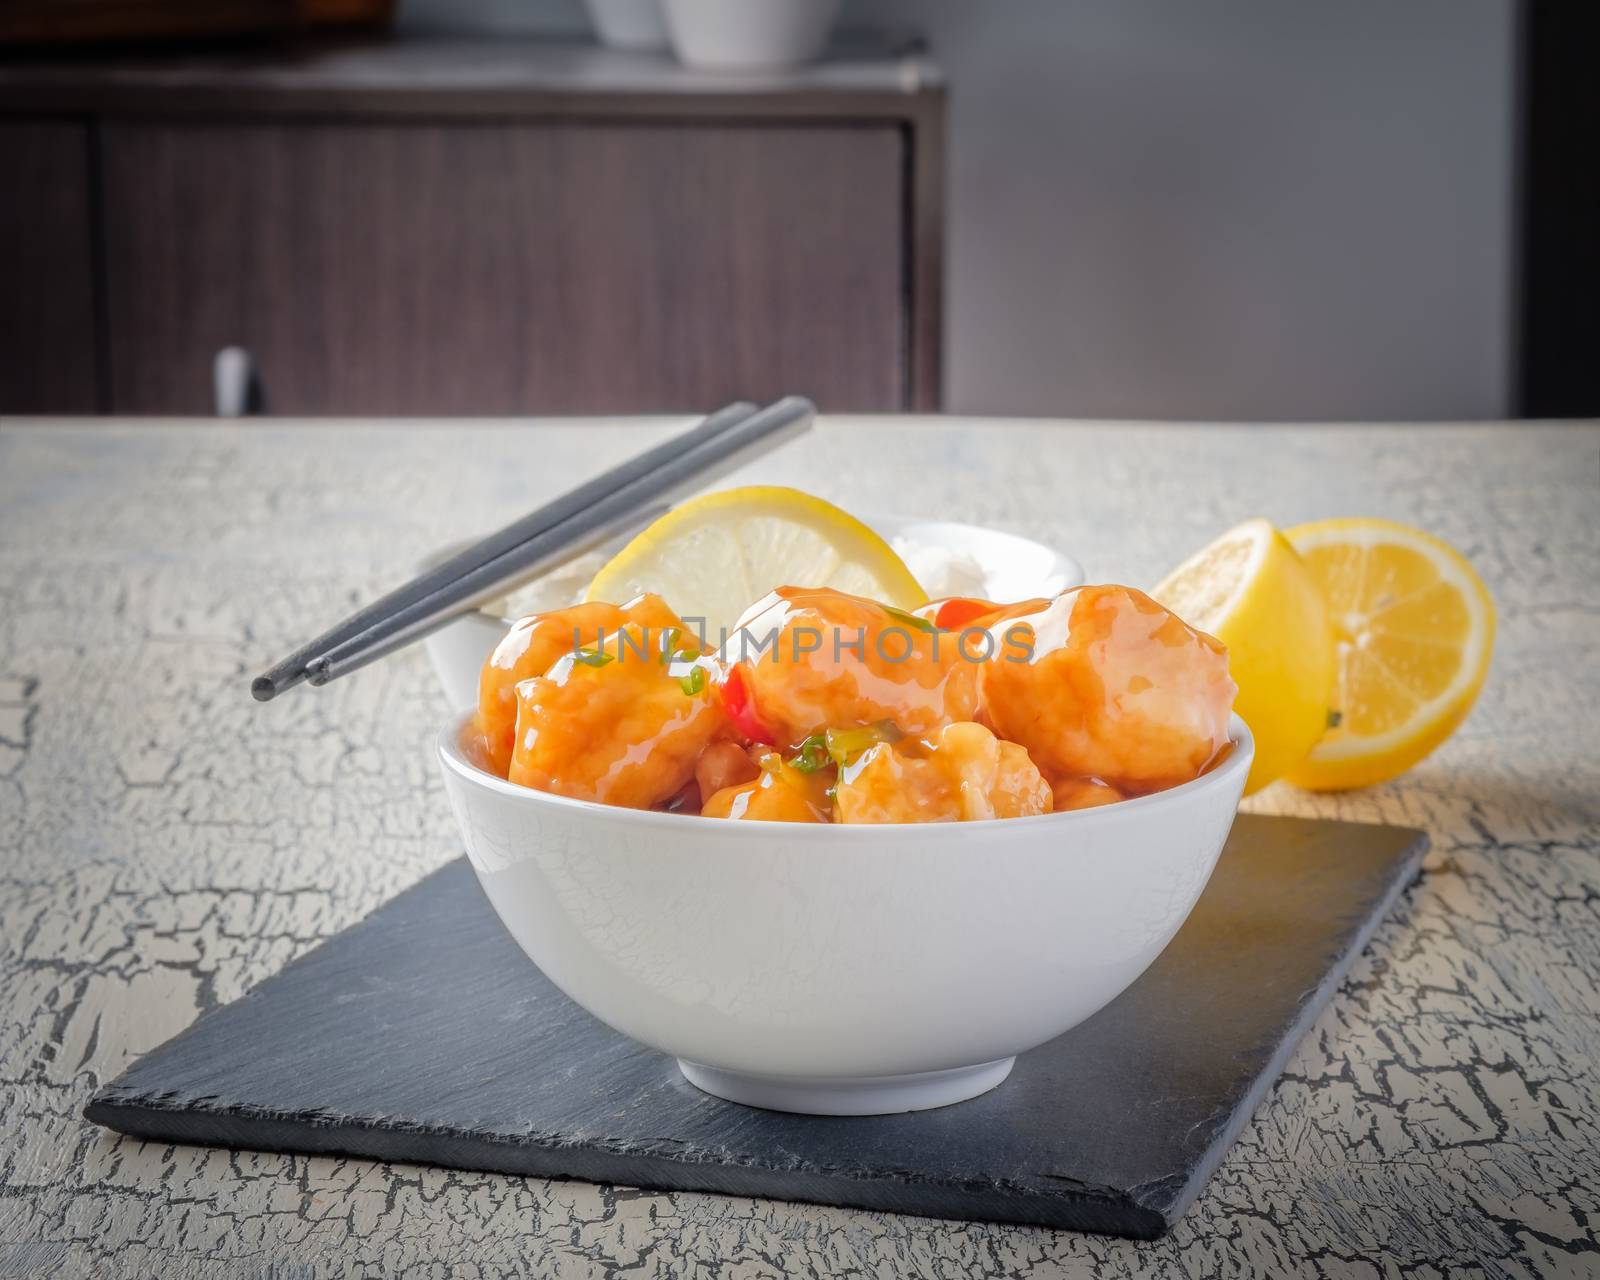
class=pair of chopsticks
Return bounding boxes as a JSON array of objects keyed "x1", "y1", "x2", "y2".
[{"x1": 251, "y1": 396, "x2": 816, "y2": 702}]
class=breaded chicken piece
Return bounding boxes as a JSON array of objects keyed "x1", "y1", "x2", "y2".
[
  {"x1": 475, "y1": 593, "x2": 682, "y2": 776},
  {"x1": 980, "y1": 585, "x2": 1235, "y2": 791},
  {"x1": 725, "y1": 586, "x2": 980, "y2": 749},
  {"x1": 834, "y1": 721, "x2": 1051, "y2": 823},
  {"x1": 508, "y1": 617, "x2": 725, "y2": 809}
]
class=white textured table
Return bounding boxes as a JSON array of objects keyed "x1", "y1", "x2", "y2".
[{"x1": 1, "y1": 418, "x2": 1596, "y2": 1279}]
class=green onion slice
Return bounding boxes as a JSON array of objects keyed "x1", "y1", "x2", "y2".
[
  {"x1": 881, "y1": 605, "x2": 938, "y2": 634},
  {"x1": 660, "y1": 626, "x2": 703, "y2": 663},
  {"x1": 788, "y1": 733, "x2": 830, "y2": 773},
  {"x1": 819, "y1": 720, "x2": 903, "y2": 769}
]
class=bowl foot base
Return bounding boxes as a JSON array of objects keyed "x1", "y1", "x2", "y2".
[{"x1": 676, "y1": 1056, "x2": 1015, "y2": 1115}]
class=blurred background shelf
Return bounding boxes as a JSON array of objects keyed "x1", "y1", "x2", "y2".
[
  {"x1": 0, "y1": 35, "x2": 944, "y2": 416},
  {"x1": 0, "y1": 0, "x2": 395, "y2": 47}
]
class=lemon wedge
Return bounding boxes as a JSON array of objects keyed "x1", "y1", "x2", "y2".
[
  {"x1": 1283, "y1": 517, "x2": 1494, "y2": 791},
  {"x1": 584, "y1": 486, "x2": 926, "y2": 637},
  {"x1": 1152, "y1": 518, "x2": 1335, "y2": 794}
]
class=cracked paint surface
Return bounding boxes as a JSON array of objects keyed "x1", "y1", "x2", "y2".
[{"x1": 1, "y1": 418, "x2": 1597, "y2": 1278}]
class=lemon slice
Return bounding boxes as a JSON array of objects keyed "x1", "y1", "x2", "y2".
[
  {"x1": 584, "y1": 486, "x2": 926, "y2": 636},
  {"x1": 1153, "y1": 518, "x2": 1335, "y2": 794},
  {"x1": 1284, "y1": 517, "x2": 1494, "y2": 791}
]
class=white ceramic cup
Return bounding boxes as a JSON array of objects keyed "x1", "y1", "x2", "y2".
[
  {"x1": 436, "y1": 713, "x2": 1253, "y2": 1115},
  {"x1": 662, "y1": 0, "x2": 842, "y2": 70}
]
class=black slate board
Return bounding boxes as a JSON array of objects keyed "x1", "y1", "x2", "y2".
[{"x1": 87, "y1": 814, "x2": 1426, "y2": 1239}]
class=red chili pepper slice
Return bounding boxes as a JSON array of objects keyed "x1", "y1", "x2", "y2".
[
  {"x1": 720, "y1": 665, "x2": 776, "y2": 745},
  {"x1": 932, "y1": 597, "x2": 1001, "y2": 631}
]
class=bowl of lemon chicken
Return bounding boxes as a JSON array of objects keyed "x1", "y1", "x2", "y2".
[
  {"x1": 438, "y1": 567, "x2": 1251, "y2": 1116},
  {"x1": 421, "y1": 488, "x2": 1083, "y2": 710}
]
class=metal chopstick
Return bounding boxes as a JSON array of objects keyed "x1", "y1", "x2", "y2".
[
  {"x1": 303, "y1": 395, "x2": 815, "y2": 690},
  {"x1": 250, "y1": 399, "x2": 758, "y2": 702}
]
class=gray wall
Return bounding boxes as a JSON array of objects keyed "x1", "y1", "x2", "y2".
[{"x1": 403, "y1": 0, "x2": 1518, "y2": 421}]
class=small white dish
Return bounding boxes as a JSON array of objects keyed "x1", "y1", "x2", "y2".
[
  {"x1": 436, "y1": 712, "x2": 1252, "y2": 1115},
  {"x1": 662, "y1": 0, "x2": 841, "y2": 70},
  {"x1": 420, "y1": 517, "x2": 1083, "y2": 710},
  {"x1": 584, "y1": 0, "x2": 671, "y2": 51}
]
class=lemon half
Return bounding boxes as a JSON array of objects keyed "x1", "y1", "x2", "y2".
[
  {"x1": 1284, "y1": 517, "x2": 1494, "y2": 791},
  {"x1": 585, "y1": 486, "x2": 926, "y2": 637},
  {"x1": 1153, "y1": 518, "x2": 1335, "y2": 794}
]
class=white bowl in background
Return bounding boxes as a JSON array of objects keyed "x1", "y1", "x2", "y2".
[
  {"x1": 436, "y1": 713, "x2": 1252, "y2": 1115},
  {"x1": 662, "y1": 0, "x2": 841, "y2": 70},
  {"x1": 421, "y1": 516, "x2": 1084, "y2": 710},
  {"x1": 584, "y1": 0, "x2": 671, "y2": 52}
]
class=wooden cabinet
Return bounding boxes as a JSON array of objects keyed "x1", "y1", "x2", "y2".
[
  {"x1": 101, "y1": 120, "x2": 905, "y2": 415},
  {"x1": 0, "y1": 37, "x2": 944, "y2": 416},
  {"x1": 0, "y1": 122, "x2": 98, "y2": 412}
]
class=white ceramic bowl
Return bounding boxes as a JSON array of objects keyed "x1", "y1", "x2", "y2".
[
  {"x1": 662, "y1": 0, "x2": 841, "y2": 70},
  {"x1": 436, "y1": 713, "x2": 1253, "y2": 1115},
  {"x1": 584, "y1": 0, "x2": 670, "y2": 51},
  {"x1": 421, "y1": 516, "x2": 1083, "y2": 710}
]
